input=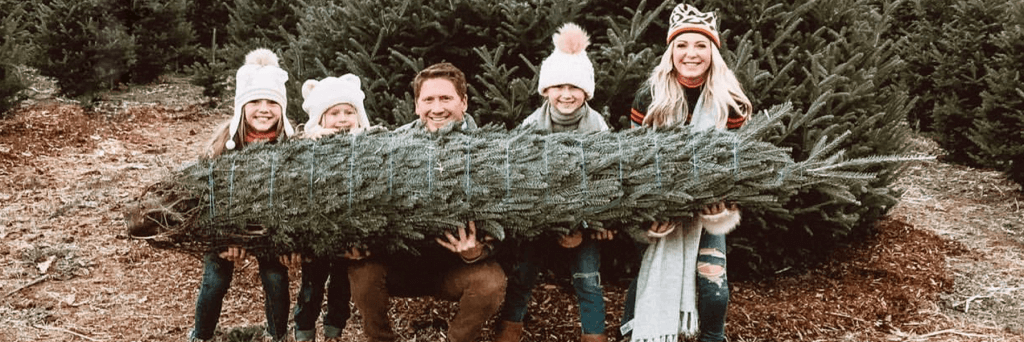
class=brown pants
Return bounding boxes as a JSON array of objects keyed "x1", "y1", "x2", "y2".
[{"x1": 348, "y1": 259, "x2": 506, "y2": 342}]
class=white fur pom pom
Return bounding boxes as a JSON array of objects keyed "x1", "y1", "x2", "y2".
[
  {"x1": 245, "y1": 48, "x2": 280, "y2": 67},
  {"x1": 553, "y1": 23, "x2": 590, "y2": 55},
  {"x1": 302, "y1": 79, "x2": 318, "y2": 100},
  {"x1": 225, "y1": 139, "x2": 236, "y2": 150}
]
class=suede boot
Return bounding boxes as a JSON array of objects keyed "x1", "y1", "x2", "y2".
[
  {"x1": 493, "y1": 321, "x2": 523, "y2": 342},
  {"x1": 581, "y1": 333, "x2": 607, "y2": 342}
]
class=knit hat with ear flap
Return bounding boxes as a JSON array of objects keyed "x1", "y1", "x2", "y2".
[
  {"x1": 536, "y1": 23, "x2": 595, "y2": 100},
  {"x1": 226, "y1": 48, "x2": 294, "y2": 150},
  {"x1": 301, "y1": 73, "x2": 370, "y2": 134},
  {"x1": 666, "y1": 3, "x2": 720, "y2": 47}
]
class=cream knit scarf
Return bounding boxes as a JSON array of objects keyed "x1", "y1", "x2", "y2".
[{"x1": 621, "y1": 216, "x2": 703, "y2": 342}]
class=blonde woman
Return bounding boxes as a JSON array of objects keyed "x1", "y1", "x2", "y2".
[{"x1": 621, "y1": 4, "x2": 751, "y2": 342}]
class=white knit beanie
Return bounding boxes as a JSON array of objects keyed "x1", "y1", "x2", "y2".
[
  {"x1": 536, "y1": 23, "x2": 595, "y2": 100},
  {"x1": 226, "y1": 48, "x2": 294, "y2": 150},
  {"x1": 666, "y1": 3, "x2": 720, "y2": 47},
  {"x1": 301, "y1": 74, "x2": 370, "y2": 134}
]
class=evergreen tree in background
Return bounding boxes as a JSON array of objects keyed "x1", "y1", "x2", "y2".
[
  {"x1": 118, "y1": 0, "x2": 196, "y2": 84},
  {"x1": 0, "y1": 0, "x2": 31, "y2": 117}
]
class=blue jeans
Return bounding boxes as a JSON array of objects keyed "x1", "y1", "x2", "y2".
[
  {"x1": 622, "y1": 231, "x2": 729, "y2": 342},
  {"x1": 501, "y1": 236, "x2": 606, "y2": 335},
  {"x1": 191, "y1": 253, "x2": 290, "y2": 341},
  {"x1": 294, "y1": 258, "x2": 351, "y2": 341}
]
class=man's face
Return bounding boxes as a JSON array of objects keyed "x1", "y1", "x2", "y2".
[{"x1": 415, "y1": 78, "x2": 467, "y2": 132}]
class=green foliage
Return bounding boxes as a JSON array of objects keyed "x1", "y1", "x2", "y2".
[
  {"x1": 0, "y1": 1, "x2": 31, "y2": 117},
  {"x1": 145, "y1": 114, "x2": 921, "y2": 259},
  {"x1": 288, "y1": 0, "x2": 667, "y2": 128},
  {"x1": 32, "y1": 0, "x2": 137, "y2": 102},
  {"x1": 118, "y1": 0, "x2": 196, "y2": 84},
  {"x1": 969, "y1": 2, "x2": 1024, "y2": 185}
]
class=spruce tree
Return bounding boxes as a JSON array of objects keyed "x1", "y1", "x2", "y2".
[{"x1": 0, "y1": 1, "x2": 30, "y2": 117}]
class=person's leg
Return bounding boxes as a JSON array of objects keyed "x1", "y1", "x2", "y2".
[
  {"x1": 620, "y1": 241, "x2": 647, "y2": 330},
  {"x1": 191, "y1": 253, "x2": 234, "y2": 341},
  {"x1": 348, "y1": 260, "x2": 396, "y2": 342},
  {"x1": 696, "y1": 233, "x2": 729, "y2": 342},
  {"x1": 258, "y1": 256, "x2": 291, "y2": 341},
  {"x1": 571, "y1": 237, "x2": 606, "y2": 337},
  {"x1": 294, "y1": 258, "x2": 330, "y2": 341},
  {"x1": 437, "y1": 260, "x2": 506, "y2": 342},
  {"x1": 499, "y1": 242, "x2": 542, "y2": 323},
  {"x1": 322, "y1": 260, "x2": 352, "y2": 339}
]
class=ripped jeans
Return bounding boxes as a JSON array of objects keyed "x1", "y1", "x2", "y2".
[
  {"x1": 501, "y1": 236, "x2": 605, "y2": 335},
  {"x1": 622, "y1": 231, "x2": 729, "y2": 342}
]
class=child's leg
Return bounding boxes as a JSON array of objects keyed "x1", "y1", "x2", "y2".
[
  {"x1": 322, "y1": 260, "x2": 353, "y2": 339},
  {"x1": 294, "y1": 259, "x2": 330, "y2": 341},
  {"x1": 258, "y1": 256, "x2": 290, "y2": 341},
  {"x1": 571, "y1": 237, "x2": 605, "y2": 335},
  {"x1": 498, "y1": 241, "x2": 544, "y2": 324},
  {"x1": 191, "y1": 253, "x2": 235, "y2": 340}
]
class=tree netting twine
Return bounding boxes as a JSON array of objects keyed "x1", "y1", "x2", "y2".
[{"x1": 128, "y1": 104, "x2": 921, "y2": 258}]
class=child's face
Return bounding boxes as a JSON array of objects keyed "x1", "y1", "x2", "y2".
[
  {"x1": 543, "y1": 84, "x2": 586, "y2": 115},
  {"x1": 671, "y1": 33, "x2": 712, "y2": 81},
  {"x1": 320, "y1": 103, "x2": 361, "y2": 132},
  {"x1": 243, "y1": 99, "x2": 282, "y2": 133}
]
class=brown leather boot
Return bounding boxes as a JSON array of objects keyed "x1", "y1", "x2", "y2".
[
  {"x1": 493, "y1": 321, "x2": 524, "y2": 342},
  {"x1": 581, "y1": 333, "x2": 607, "y2": 342}
]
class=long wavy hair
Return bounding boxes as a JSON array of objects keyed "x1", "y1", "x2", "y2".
[
  {"x1": 642, "y1": 41, "x2": 752, "y2": 128},
  {"x1": 201, "y1": 106, "x2": 290, "y2": 158}
]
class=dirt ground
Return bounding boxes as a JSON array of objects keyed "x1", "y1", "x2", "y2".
[{"x1": 0, "y1": 74, "x2": 1022, "y2": 342}]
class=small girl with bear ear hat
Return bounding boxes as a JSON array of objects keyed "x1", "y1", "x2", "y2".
[{"x1": 287, "y1": 73, "x2": 374, "y2": 342}]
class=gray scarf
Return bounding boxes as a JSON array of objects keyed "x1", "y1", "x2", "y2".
[{"x1": 521, "y1": 102, "x2": 608, "y2": 133}]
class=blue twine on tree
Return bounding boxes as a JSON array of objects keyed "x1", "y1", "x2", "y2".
[
  {"x1": 308, "y1": 143, "x2": 315, "y2": 203},
  {"x1": 543, "y1": 138, "x2": 550, "y2": 202},
  {"x1": 348, "y1": 134, "x2": 356, "y2": 211},
  {"x1": 692, "y1": 145, "x2": 699, "y2": 182},
  {"x1": 388, "y1": 138, "x2": 394, "y2": 196},
  {"x1": 733, "y1": 137, "x2": 740, "y2": 179},
  {"x1": 207, "y1": 160, "x2": 215, "y2": 218},
  {"x1": 269, "y1": 154, "x2": 276, "y2": 209},
  {"x1": 428, "y1": 143, "x2": 435, "y2": 196},
  {"x1": 464, "y1": 141, "x2": 471, "y2": 200},
  {"x1": 654, "y1": 135, "x2": 663, "y2": 190},
  {"x1": 229, "y1": 158, "x2": 237, "y2": 217},
  {"x1": 578, "y1": 139, "x2": 588, "y2": 195},
  {"x1": 617, "y1": 135, "x2": 624, "y2": 184},
  {"x1": 504, "y1": 142, "x2": 511, "y2": 199}
]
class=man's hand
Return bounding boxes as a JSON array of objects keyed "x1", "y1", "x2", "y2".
[
  {"x1": 436, "y1": 221, "x2": 487, "y2": 261},
  {"x1": 558, "y1": 230, "x2": 583, "y2": 248},
  {"x1": 279, "y1": 253, "x2": 303, "y2": 269},
  {"x1": 218, "y1": 247, "x2": 248, "y2": 264}
]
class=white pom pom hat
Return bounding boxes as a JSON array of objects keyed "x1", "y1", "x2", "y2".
[
  {"x1": 301, "y1": 74, "x2": 370, "y2": 134},
  {"x1": 226, "y1": 48, "x2": 294, "y2": 150},
  {"x1": 536, "y1": 23, "x2": 595, "y2": 99}
]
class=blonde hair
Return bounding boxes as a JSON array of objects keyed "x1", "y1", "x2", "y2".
[
  {"x1": 202, "y1": 109, "x2": 290, "y2": 158},
  {"x1": 642, "y1": 42, "x2": 752, "y2": 128}
]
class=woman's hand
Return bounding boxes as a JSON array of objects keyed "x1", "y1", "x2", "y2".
[
  {"x1": 646, "y1": 221, "x2": 680, "y2": 239},
  {"x1": 701, "y1": 201, "x2": 737, "y2": 216},
  {"x1": 218, "y1": 247, "x2": 248, "y2": 264}
]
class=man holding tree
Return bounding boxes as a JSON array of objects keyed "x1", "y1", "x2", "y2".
[{"x1": 347, "y1": 62, "x2": 506, "y2": 342}]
